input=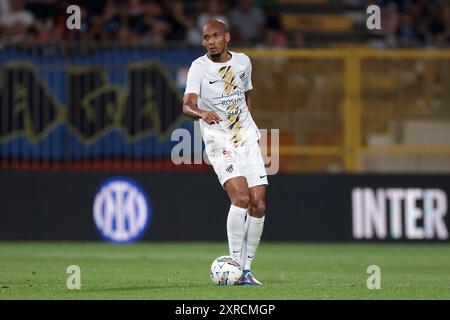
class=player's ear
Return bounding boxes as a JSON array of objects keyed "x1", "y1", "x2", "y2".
[{"x1": 225, "y1": 32, "x2": 230, "y2": 43}]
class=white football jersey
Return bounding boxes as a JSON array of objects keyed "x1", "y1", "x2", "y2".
[{"x1": 184, "y1": 51, "x2": 261, "y2": 149}]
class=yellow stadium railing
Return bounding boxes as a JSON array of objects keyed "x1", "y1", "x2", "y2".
[{"x1": 238, "y1": 48, "x2": 450, "y2": 172}]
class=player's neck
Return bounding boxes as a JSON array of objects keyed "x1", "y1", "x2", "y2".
[{"x1": 208, "y1": 51, "x2": 232, "y2": 63}]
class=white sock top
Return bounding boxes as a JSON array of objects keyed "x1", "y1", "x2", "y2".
[{"x1": 230, "y1": 204, "x2": 248, "y2": 215}]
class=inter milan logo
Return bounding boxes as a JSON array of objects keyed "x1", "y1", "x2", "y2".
[
  {"x1": 93, "y1": 177, "x2": 151, "y2": 243},
  {"x1": 226, "y1": 164, "x2": 234, "y2": 173}
]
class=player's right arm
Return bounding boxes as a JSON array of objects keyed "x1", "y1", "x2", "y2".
[
  {"x1": 182, "y1": 93, "x2": 221, "y2": 125},
  {"x1": 183, "y1": 60, "x2": 221, "y2": 125}
]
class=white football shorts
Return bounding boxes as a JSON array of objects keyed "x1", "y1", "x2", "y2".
[{"x1": 206, "y1": 142, "x2": 268, "y2": 188}]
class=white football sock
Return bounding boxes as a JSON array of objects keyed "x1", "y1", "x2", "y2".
[
  {"x1": 240, "y1": 213, "x2": 251, "y2": 267},
  {"x1": 244, "y1": 215, "x2": 265, "y2": 270},
  {"x1": 226, "y1": 205, "x2": 247, "y2": 261}
]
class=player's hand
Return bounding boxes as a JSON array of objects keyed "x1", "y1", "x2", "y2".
[{"x1": 200, "y1": 110, "x2": 222, "y2": 125}]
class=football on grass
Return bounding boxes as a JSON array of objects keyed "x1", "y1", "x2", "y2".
[{"x1": 210, "y1": 256, "x2": 243, "y2": 285}]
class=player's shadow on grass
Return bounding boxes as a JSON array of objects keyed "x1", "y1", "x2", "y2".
[{"x1": 82, "y1": 283, "x2": 206, "y2": 293}]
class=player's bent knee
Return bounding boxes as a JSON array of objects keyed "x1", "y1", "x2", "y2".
[
  {"x1": 232, "y1": 194, "x2": 250, "y2": 209},
  {"x1": 250, "y1": 201, "x2": 265, "y2": 217}
]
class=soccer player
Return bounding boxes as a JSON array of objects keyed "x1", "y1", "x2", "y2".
[{"x1": 182, "y1": 19, "x2": 268, "y2": 285}]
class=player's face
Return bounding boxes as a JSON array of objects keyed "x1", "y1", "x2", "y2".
[{"x1": 202, "y1": 25, "x2": 229, "y2": 57}]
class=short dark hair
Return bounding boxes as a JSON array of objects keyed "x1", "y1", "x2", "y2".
[{"x1": 203, "y1": 19, "x2": 228, "y2": 33}]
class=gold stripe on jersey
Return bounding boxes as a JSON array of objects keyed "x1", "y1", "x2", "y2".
[
  {"x1": 219, "y1": 66, "x2": 229, "y2": 77},
  {"x1": 219, "y1": 66, "x2": 237, "y2": 95},
  {"x1": 227, "y1": 103, "x2": 243, "y2": 147}
]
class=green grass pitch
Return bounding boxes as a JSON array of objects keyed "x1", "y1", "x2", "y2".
[{"x1": 1, "y1": 242, "x2": 450, "y2": 299}]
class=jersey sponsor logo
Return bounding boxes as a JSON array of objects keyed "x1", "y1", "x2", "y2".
[
  {"x1": 209, "y1": 80, "x2": 218, "y2": 84},
  {"x1": 223, "y1": 97, "x2": 245, "y2": 107},
  {"x1": 93, "y1": 177, "x2": 151, "y2": 243},
  {"x1": 226, "y1": 164, "x2": 234, "y2": 173}
]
